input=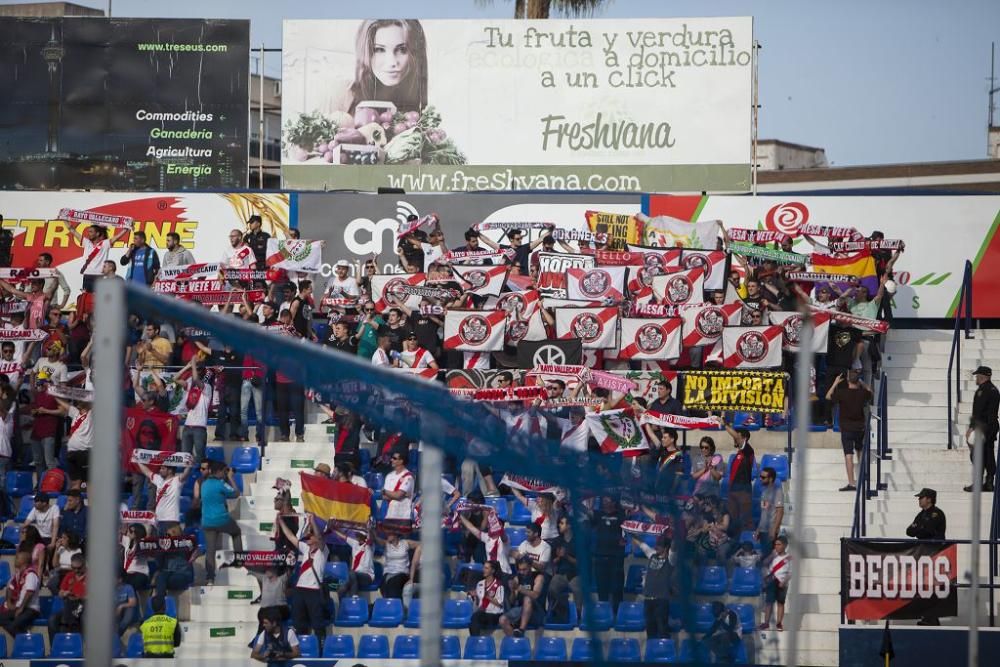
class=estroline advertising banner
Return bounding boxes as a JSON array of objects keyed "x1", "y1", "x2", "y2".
[
  {"x1": 281, "y1": 18, "x2": 752, "y2": 192},
  {"x1": 0, "y1": 192, "x2": 289, "y2": 297},
  {"x1": 644, "y1": 194, "x2": 1000, "y2": 318},
  {"x1": 842, "y1": 539, "x2": 958, "y2": 621},
  {"x1": 0, "y1": 18, "x2": 249, "y2": 190},
  {"x1": 296, "y1": 192, "x2": 640, "y2": 282}
]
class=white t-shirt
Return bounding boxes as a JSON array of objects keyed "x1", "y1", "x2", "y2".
[
  {"x1": 345, "y1": 535, "x2": 375, "y2": 580},
  {"x1": 152, "y1": 474, "x2": 182, "y2": 523},
  {"x1": 253, "y1": 627, "x2": 300, "y2": 653},
  {"x1": 325, "y1": 277, "x2": 360, "y2": 299},
  {"x1": 0, "y1": 409, "x2": 12, "y2": 459},
  {"x1": 474, "y1": 577, "x2": 505, "y2": 615},
  {"x1": 519, "y1": 539, "x2": 552, "y2": 568},
  {"x1": 558, "y1": 418, "x2": 590, "y2": 453},
  {"x1": 184, "y1": 380, "x2": 212, "y2": 427},
  {"x1": 33, "y1": 358, "x2": 68, "y2": 385},
  {"x1": 383, "y1": 540, "x2": 410, "y2": 576},
  {"x1": 372, "y1": 348, "x2": 392, "y2": 367},
  {"x1": 56, "y1": 546, "x2": 82, "y2": 572},
  {"x1": 350, "y1": 474, "x2": 368, "y2": 489},
  {"x1": 383, "y1": 469, "x2": 414, "y2": 520},
  {"x1": 528, "y1": 499, "x2": 559, "y2": 541},
  {"x1": 25, "y1": 503, "x2": 60, "y2": 539},
  {"x1": 295, "y1": 541, "x2": 328, "y2": 590},
  {"x1": 221, "y1": 244, "x2": 254, "y2": 269},
  {"x1": 400, "y1": 347, "x2": 434, "y2": 369},
  {"x1": 470, "y1": 526, "x2": 511, "y2": 574},
  {"x1": 66, "y1": 406, "x2": 93, "y2": 452},
  {"x1": 16, "y1": 570, "x2": 41, "y2": 611},
  {"x1": 420, "y1": 243, "x2": 445, "y2": 272},
  {"x1": 80, "y1": 237, "x2": 110, "y2": 275},
  {"x1": 122, "y1": 534, "x2": 149, "y2": 576}
]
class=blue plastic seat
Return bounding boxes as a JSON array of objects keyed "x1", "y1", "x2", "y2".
[
  {"x1": 695, "y1": 565, "x2": 729, "y2": 596},
  {"x1": 179, "y1": 495, "x2": 192, "y2": 517},
  {"x1": 0, "y1": 525, "x2": 19, "y2": 554},
  {"x1": 33, "y1": 596, "x2": 59, "y2": 626},
  {"x1": 358, "y1": 448, "x2": 371, "y2": 473},
  {"x1": 369, "y1": 597, "x2": 404, "y2": 628},
  {"x1": 694, "y1": 602, "x2": 715, "y2": 632},
  {"x1": 499, "y1": 636, "x2": 532, "y2": 660},
  {"x1": 442, "y1": 598, "x2": 473, "y2": 629},
  {"x1": 614, "y1": 601, "x2": 646, "y2": 632},
  {"x1": 738, "y1": 530, "x2": 762, "y2": 552},
  {"x1": 729, "y1": 603, "x2": 756, "y2": 634},
  {"x1": 510, "y1": 501, "x2": 533, "y2": 525},
  {"x1": 464, "y1": 635, "x2": 497, "y2": 660},
  {"x1": 441, "y1": 635, "x2": 461, "y2": 659},
  {"x1": 144, "y1": 595, "x2": 177, "y2": 620},
  {"x1": 730, "y1": 567, "x2": 764, "y2": 596},
  {"x1": 536, "y1": 636, "x2": 568, "y2": 661},
  {"x1": 581, "y1": 600, "x2": 613, "y2": 631},
  {"x1": 335, "y1": 596, "x2": 369, "y2": 627},
  {"x1": 733, "y1": 412, "x2": 762, "y2": 431},
  {"x1": 358, "y1": 634, "x2": 390, "y2": 659},
  {"x1": 322, "y1": 634, "x2": 355, "y2": 658},
  {"x1": 126, "y1": 632, "x2": 144, "y2": 657},
  {"x1": 6, "y1": 471, "x2": 33, "y2": 498},
  {"x1": 204, "y1": 446, "x2": 225, "y2": 463},
  {"x1": 362, "y1": 561, "x2": 384, "y2": 591},
  {"x1": 506, "y1": 526, "x2": 527, "y2": 549},
  {"x1": 645, "y1": 637, "x2": 677, "y2": 663},
  {"x1": 181, "y1": 470, "x2": 200, "y2": 497},
  {"x1": 571, "y1": 637, "x2": 600, "y2": 661},
  {"x1": 364, "y1": 472, "x2": 384, "y2": 498},
  {"x1": 452, "y1": 562, "x2": 483, "y2": 591},
  {"x1": 485, "y1": 496, "x2": 509, "y2": 521},
  {"x1": 403, "y1": 599, "x2": 421, "y2": 629},
  {"x1": 392, "y1": 634, "x2": 420, "y2": 658},
  {"x1": 11, "y1": 633, "x2": 43, "y2": 659},
  {"x1": 625, "y1": 564, "x2": 646, "y2": 594},
  {"x1": 761, "y1": 453, "x2": 790, "y2": 482},
  {"x1": 50, "y1": 632, "x2": 83, "y2": 658},
  {"x1": 608, "y1": 637, "x2": 641, "y2": 663},
  {"x1": 668, "y1": 601, "x2": 683, "y2": 632},
  {"x1": 0, "y1": 561, "x2": 10, "y2": 589},
  {"x1": 230, "y1": 446, "x2": 261, "y2": 473},
  {"x1": 544, "y1": 600, "x2": 577, "y2": 630},
  {"x1": 297, "y1": 634, "x2": 319, "y2": 658},
  {"x1": 15, "y1": 495, "x2": 34, "y2": 522},
  {"x1": 324, "y1": 561, "x2": 348, "y2": 584},
  {"x1": 679, "y1": 639, "x2": 711, "y2": 663}
]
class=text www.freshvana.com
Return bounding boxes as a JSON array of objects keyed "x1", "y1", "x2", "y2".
[{"x1": 385, "y1": 170, "x2": 642, "y2": 192}]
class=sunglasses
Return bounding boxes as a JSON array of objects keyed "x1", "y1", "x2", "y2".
[{"x1": 545, "y1": 385, "x2": 559, "y2": 391}]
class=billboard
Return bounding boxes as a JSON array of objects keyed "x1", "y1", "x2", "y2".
[
  {"x1": 0, "y1": 192, "x2": 289, "y2": 297},
  {"x1": 0, "y1": 18, "x2": 249, "y2": 190},
  {"x1": 295, "y1": 192, "x2": 640, "y2": 289},
  {"x1": 281, "y1": 18, "x2": 752, "y2": 192},
  {"x1": 644, "y1": 194, "x2": 1000, "y2": 318}
]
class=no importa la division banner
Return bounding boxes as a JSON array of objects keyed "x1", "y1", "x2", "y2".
[
  {"x1": 682, "y1": 369, "x2": 786, "y2": 414},
  {"x1": 282, "y1": 17, "x2": 752, "y2": 192}
]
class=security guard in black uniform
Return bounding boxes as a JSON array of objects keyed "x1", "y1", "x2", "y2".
[
  {"x1": 906, "y1": 488, "x2": 946, "y2": 540},
  {"x1": 965, "y1": 366, "x2": 1000, "y2": 492}
]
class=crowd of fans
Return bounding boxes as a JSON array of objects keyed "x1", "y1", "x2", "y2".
[{"x1": 0, "y1": 211, "x2": 901, "y2": 660}]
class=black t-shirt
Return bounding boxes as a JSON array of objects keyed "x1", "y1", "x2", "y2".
[
  {"x1": 324, "y1": 332, "x2": 358, "y2": 355},
  {"x1": 244, "y1": 230, "x2": 270, "y2": 266},
  {"x1": 550, "y1": 535, "x2": 577, "y2": 579},
  {"x1": 290, "y1": 296, "x2": 313, "y2": 338},
  {"x1": 212, "y1": 349, "x2": 242, "y2": 386},
  {"x1": 397, "y1": 241, "x2": 424, "y2": 270},
  {"x1": 387, "y1": 322, "x2": 413, "y2": 353},
  {"x1": 827, "y1": 325, "x2": 860, "y2": 369},
  {"x1": 410, "y1": 316, "x2": 440, "y2": 354},
  {"x1": 500, "y1": 244, "x2": 531, "y2": 275},
  {"x1": 590, "y1": 509, "x2": 625, "y2": 557}
]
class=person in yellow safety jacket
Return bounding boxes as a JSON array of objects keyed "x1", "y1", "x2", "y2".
[{"x1": 140, "y1": 595, "x2": 181, "y2": 658}]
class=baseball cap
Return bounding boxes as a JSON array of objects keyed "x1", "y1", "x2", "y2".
[
  {"x1": 973, "y1": 366, "x2": 992, "y2": 377},
  {"x1": 404, "y1": 332, "x2": 417, "y2": 340},
  {"x1": 334, "y1": 260, "x2": 351, "y2": 269},
  {"x1": 34, "y1": 492, "x2": 50, "y2": 502},
  {"x1": 915, "y1": 488, "x2": 937, "y2": 501}
]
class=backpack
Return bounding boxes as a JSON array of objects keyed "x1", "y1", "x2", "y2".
[{"x1": 40, "y1": 468, "x2": 67, "y2": 495}]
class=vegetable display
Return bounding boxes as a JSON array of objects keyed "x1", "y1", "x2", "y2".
[{"x1": 283, "y1": 104, "x2": 466, "y2": 166}]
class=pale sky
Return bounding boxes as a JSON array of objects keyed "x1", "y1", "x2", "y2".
[{"x1": 5, "y1": 0, "x2": 1000, "y2": 166}]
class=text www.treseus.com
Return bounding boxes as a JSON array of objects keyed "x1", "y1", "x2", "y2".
[
  {"x1": 136, "y1": 42, "x2": 229, "y2": 53},
  {"x1": 385, "y1": 170, "x2": 642, "y2": 192}
]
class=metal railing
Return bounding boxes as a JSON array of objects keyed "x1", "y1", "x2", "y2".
[
  {"x1": 851, "y1": 371, "x2": 890, "y2": 539},
  {"x1": 946, "y1": 260, "x2": 974, "y2": 450}
]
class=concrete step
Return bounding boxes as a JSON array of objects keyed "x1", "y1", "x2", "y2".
[
  {"x1": 887, "y1": 405, "x2": 949, "y2": 420},
  {"x1": 885, "y1": 366, "x2": 958, "y2": 381},
  {"x1": 882, "y1": 353, "x2": 986, "y2": 369},
  {"x1": 887, "y1": 393, "x2": 950, "y2": 407},
  {"x1": 180, "y1": 620, "x2": 258, "y2": 646},
  {"x1": 887, "y1": 340, "x2": 996, "y2": 354}
]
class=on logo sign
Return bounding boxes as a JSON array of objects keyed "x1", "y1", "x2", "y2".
[{"x1": 344, "y1": 200, "x2": 419, "y2": 255}]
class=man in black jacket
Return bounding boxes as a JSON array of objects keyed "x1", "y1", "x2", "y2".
[
  {"x1": 724, "y1": 422, "x2": 756, "y2": 535},
  {"x1": 243, "y1": 215, "x2": 270, "y2": 269},
  {"x1": 906, "y1": 488, "x2": 946, "y2": 540},
  {"x1": 966, "y1": 366, "x2": 1000, "y2": 492}
]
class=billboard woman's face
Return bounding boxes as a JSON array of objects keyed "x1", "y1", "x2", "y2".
[{"x1": 372, "y1": 25, "x2": 410, "y2": 87}]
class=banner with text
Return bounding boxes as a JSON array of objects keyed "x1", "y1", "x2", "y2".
[
  {"x1": 282, "y1": 18, "x2": 752, "y2": 192},
  {"x1": 0, "y1": 18, "x2": 249, "y2": 190},
  {"x1": 681, "y1": 369, "x2": 786, "y2": 414}
]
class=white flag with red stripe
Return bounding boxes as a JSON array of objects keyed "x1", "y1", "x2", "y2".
[
  {"x1": 680, "y1": 250, "x2": 727, "y2": 291},
  {"x1": 265, "y1": 239, "x2": 323, "y2": 272},
  {"x1": 769, "y1": 311, "x2": 831, "y2": 353},
  {"x1": 444, "y1": 310, "x2": 507, "y2": 352},
  {"x1": 585, "y1": 408, "x2": 648, "y2": 457},
  {"x1": 722, "y1": 325, "x2": 785, "y2": 369},
  {"x1": 371, "y1": 273, "x2": 426, "y2": 313},
  {"x1": 555, "y1": 306, "x2": 619, "y2": 349},
  {"x1": 625, "y1": 246, "x2": 682, "y2": 295},
  {"x1": 566, "y1": 266, "x2": 627, "y2": 303},
  {"x1": 451, "y1": 264, "x2": 509, "y2": 297},
  {"x1": 681, "y1": 303, "x2": 743, "y2": 348},
  {"x1": 651, "y1": 268, "x2": 706, "y2": 306},
  {"x1": 617, "y1": 318, "x2": 682, "y2": 360},
  {"x1": 489, "y1": 290, "x2": 543, "y2": 345}
]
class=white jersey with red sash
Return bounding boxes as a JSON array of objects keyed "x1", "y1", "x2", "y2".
[
  {"x1": 383, "y1": 470, "x2": 414, "y2": 521},
  {"x1": 66, "y1": 406, "x2": 93, "y2": 452},
  {"x1": 80, "y1": 237, "x2": 110, "y2": 275},
  {"x1": 346, "y1": 535, "x2": 375, "y2": 579},
  {"x1": 767, "y1": 553, "x2": 791, "y2": 586},
  {"x1": 295, "y1": 542, "x2": 328, "y2": 590},
  {"x1": 475, "y1": 576, "x2": 505, "y2": 614}
]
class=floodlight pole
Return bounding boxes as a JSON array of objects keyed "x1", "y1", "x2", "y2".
[
  {"x1": 419, "y1": 445, "x2": 443, "y2": 667},
  {"x1": 85, "y1": 279, "x2": 124, "y2": 666}
]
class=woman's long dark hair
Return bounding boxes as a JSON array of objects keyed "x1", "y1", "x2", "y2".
[{"x1": 350, "y1": 19, "x2": 428, "y2": 114}]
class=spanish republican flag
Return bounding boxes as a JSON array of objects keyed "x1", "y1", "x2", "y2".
[
  {"x1": 299, "y1": 472, "x2": 371, "y2": 529},
  {"x1": 811, "y1": 249, "x2": 878, "y2": 294}
]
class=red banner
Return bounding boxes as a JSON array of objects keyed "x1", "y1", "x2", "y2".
[{"x1": 122, "y1": 407, "x2": 180, "y2": 475}]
